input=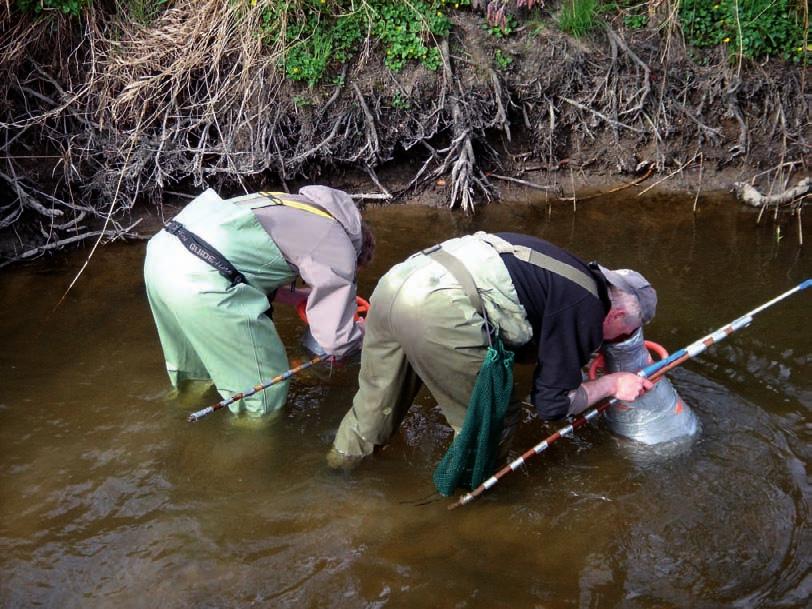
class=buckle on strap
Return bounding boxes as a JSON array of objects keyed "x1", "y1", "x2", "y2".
[{"x1": 474, "y1": 231, "x2": 515, "y2": 255}]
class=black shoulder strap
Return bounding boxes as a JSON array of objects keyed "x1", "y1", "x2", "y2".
[{"x1": 165, "y1": 221, "x2": 246, "y2": 287}]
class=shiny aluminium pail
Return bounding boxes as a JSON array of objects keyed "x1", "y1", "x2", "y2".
[{"x1": 596, "y1": 328, "x2": 699, "y2": 445}]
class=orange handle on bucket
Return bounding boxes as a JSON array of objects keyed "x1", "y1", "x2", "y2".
[{"x1": 588, "y1": 340, "x2": 669, "y2": 380}]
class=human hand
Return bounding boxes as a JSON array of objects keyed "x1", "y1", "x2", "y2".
[
  {"x1": 355, "y1": 296, "x2": 370, "y2": 320},
  {"x1": 297, "y1": 294, "x2": 369, "y2": 325},
  {"x1": 612, "y1": 373, "x2": 653, "y2": 402}
]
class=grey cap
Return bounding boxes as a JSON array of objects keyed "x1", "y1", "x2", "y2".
[{"x1": 598, "y1": 265, "x2": 657, "y2": 324}]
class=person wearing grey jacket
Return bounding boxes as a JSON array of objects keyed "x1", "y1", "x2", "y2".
[{"x1": 144, "y1": 185, "x2": 374, "y2": 417}]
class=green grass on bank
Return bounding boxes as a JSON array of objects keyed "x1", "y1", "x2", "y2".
[
  {"x1": 14, "y1": 0, "x2": 810, "y2": 80},
  {"x1": 558, "y1": 0, "x2": 598, "y2": 37},
  {"x1": 679, "y1": 0, "x2": 809, "y2": 63},
  {"x1": 264, "y1": 0, "x2": 453, "y2": 86},
  {"x1": 17, "y1": 0, "x2": 90, "y2": 15}
]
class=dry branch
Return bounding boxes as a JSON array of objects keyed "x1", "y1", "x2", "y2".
[
  {"x1": 734, "y1": 178, "x2": 811, "y2": 208},
  {"x1": 0, "y1": 220, "x2": 143, "y2": 269}
]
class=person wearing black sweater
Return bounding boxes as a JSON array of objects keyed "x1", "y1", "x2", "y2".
[{"x1": 329, "y1": 231, "x2": 656, "y2": 468}]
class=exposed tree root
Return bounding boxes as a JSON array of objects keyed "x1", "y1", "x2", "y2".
[
  {"x1": 1, "y1": 3, "x2": 809, "y2": 262},
  {"x1": 0, "y1": 220, "x2": 143, "y2": 269}
]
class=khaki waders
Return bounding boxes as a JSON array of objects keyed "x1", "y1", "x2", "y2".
[{"x1": 333, "y1": 234, "x2": 532, "y2": 458}]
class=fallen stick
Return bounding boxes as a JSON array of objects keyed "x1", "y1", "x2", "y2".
[{"x1": 734, "y1": 178, "x2": 811, "y2": 208}]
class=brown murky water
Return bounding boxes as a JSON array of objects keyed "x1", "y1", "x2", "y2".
[{"x1": 1, "y1": 192, "x2": 810, "y2": 608}]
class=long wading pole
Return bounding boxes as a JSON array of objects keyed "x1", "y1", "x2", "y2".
[
  {"x1": 187, "y1": 354, "x2": 329, "y2": 422},
  {"x1": 450, "y1": 279, "x2": 811, "y2": 510}
]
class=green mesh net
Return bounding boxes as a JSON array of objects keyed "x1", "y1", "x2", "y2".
[{"x1": 433, "y1": 336, "x2": 515, "y2": 496}]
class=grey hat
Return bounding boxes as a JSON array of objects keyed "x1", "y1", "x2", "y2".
[{"x1": 598, "y1": 265, "x2": 657, "y2": 324}]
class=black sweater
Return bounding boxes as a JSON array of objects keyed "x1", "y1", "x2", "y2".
[{"x1": 497, "y1": 233, "x2": 611, "y2": 420}]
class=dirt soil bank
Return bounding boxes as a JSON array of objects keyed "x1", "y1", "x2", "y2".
[{"x1": 0, "y1": 4, "x2": 809, "y2": 266}]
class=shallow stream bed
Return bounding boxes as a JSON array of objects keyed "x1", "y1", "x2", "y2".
[{"x1": 1, "y1": 192, "x2": 810, "y2": 608}]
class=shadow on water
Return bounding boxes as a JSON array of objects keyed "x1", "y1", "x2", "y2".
[{"x1": 0, "y1": 191, "x2": 809, "y2": 608}]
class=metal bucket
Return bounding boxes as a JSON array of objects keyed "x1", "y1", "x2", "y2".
[
  {"x1": 301, "y1": 328, "x2": 328, "y2": 357},
  {"x1": 599, "y1": 328, "x2": 699, "y2": 445}
]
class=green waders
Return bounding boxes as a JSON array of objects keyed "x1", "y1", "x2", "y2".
[{"x1": 144, "y1": 190, "x2": 297, "y2": 416}]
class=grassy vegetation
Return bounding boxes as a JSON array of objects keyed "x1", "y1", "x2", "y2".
[
  {"x1": 679, "y1": 0, "x2": 809, "y2": 63},
  {"x1": 16, "y1": 0, "x2": 90, "y2": 16},
  {"x1": 260, "y1": 0, "x2": 452, "y2": 86},
  {"x1": 557, "y1": 0, "x2": 808, "y2": 64},
  {"x1": 13, "y1": 0, "x2": 809, "y2": 78},
  {"x1": 557, "y1": 0, "x2": 599, "y2": 37}
]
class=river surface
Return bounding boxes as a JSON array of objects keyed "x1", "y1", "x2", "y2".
[{"x1": 1, "y1": 192, "x2": 810, "y2": 608}]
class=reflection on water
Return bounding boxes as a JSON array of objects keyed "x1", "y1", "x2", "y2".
[{"x1": 1, "y1": 192, "x2": 810, "y2": 608}]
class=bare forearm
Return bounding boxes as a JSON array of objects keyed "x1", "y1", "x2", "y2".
[{"x1": 567, "y1": 372, "x2": 653, "y2": 416}]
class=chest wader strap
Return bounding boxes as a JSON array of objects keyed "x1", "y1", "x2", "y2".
[
  {"x1": 421, "y1": 244, "x2": 494, "y2": 346},
  {"x1": 475, "y1": 233, "x2": 598, "y2": 299},
  {"x1": 422, "y1": 244, "x2": 485, "y2": 316},
  {"x1": 257, "y1": 192, "x2": 336, "y2": 221},
  {"x1": 254, "y1": 192, "x2": 337, "y2": 299},
  {"x1": 165, "y1": 221, "x2": 247, "y2": 287}
]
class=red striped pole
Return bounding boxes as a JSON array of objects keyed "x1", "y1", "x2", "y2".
[
  {"x1": 187, "y1": 354, "x2": 329, "y2": 422},
  {"x1": 450, "y1": 280, "x2": 810, "y2": 509}
]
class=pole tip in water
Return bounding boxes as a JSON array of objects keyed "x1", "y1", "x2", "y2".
[
  {"x1": 801, "y1": 279, "x2": 812, "y2": 290},
  {"x1": 448, "y1": 494, "x2": 472, "y2": 510}
]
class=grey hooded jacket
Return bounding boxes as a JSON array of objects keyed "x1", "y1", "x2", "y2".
[{"x1": 251, "y1": 186, "x2": 365, "y2": 357}]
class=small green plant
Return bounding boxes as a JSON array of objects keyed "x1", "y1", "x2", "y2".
[
  {"x1": 558, "y1": 0, "x2": 599, "y2": 38},
  {"x1": 494, "y1": 48, "x2": 512, "y2": 69},
  {"x1": 481, "y1": 13, "x2": 518, "y2": 38},
  {"x1": 293, "y1": 95, "x2": 315, "y2": 108},
  {"x1": 623, "y1": 13, "x2": 648, "y2": 30},
  {"x1": 679, "y1": 0, "x2": 808, "y2": 63},
  {"x1": 16, "y1": 0, "x2": 90, "y2": 17},
  {"x1": 373, "y1": 1, "x2": 451, "y2": 71},
  {"x1": 391, "y1": 91, "x2": 411, "y2": 109}
]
